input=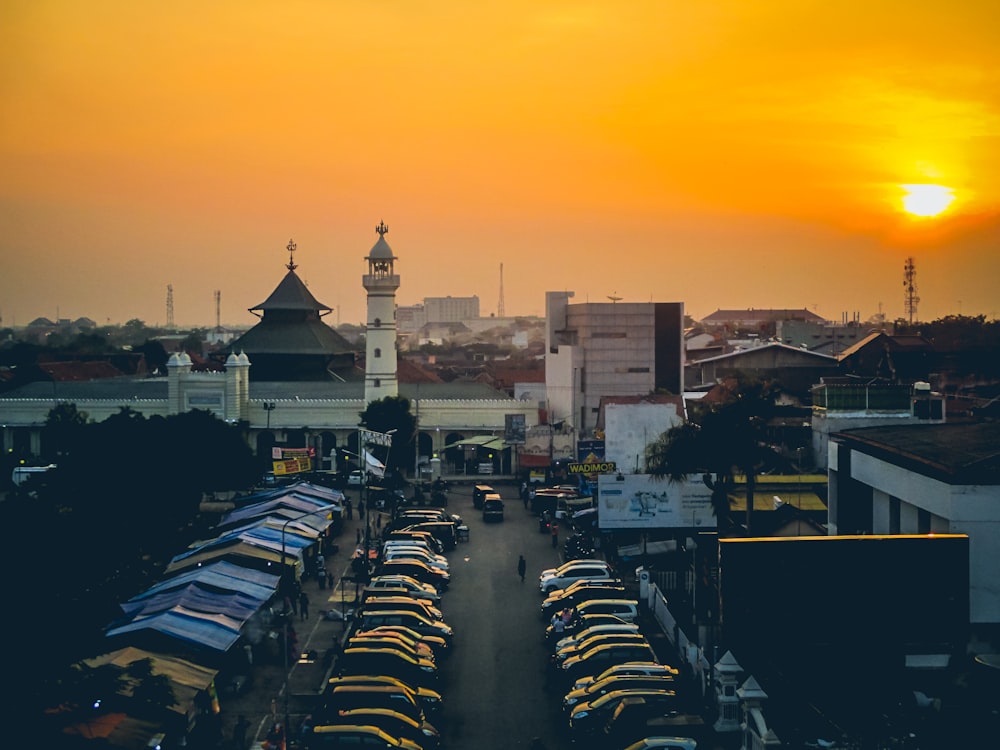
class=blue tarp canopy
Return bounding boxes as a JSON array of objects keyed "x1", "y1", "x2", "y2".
[
  {"x1": 119, "y1": 584, "x2": 265, "y2": 623},
  {"x1": 128, "y1": 561, "x2": 279, "y2": 602},
  {"x1": 105, "y1": 608, "x2": 243, "y2": 654},
  {"x1": 222, "y1": 493, "x2": 339, "y2": 528}
]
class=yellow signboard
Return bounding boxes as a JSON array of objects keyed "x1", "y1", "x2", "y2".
[{"x1": 273, "y1": 457, "x2": 312, "y2": 475}]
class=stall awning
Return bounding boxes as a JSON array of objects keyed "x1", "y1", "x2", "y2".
[
  {"x1": 443, "y1": 435, "x2": 508, "y2": 451},
  {"x1": 728, "y1": 491, "x2": 828, "y2": 512}
]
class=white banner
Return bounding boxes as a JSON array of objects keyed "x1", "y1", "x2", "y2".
[{"x1": 597, "y1": 474, "x2": 716, "y2": 530}]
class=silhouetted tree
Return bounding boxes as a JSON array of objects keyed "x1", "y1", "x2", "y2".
[
  {"x1": 359, "y1": 396, "x2": 418, "y2": 474},
  {"x1": 647, "y1": 379, "x2": 781, "y2": 534}
]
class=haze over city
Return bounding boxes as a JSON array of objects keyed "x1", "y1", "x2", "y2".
[{"x1": 2, "y1": 1, "x2": 999, "y2": 329}]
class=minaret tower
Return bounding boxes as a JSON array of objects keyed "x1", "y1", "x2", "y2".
[{"x1": 363, "y1": 220, "x2": 400, "y2": 402}]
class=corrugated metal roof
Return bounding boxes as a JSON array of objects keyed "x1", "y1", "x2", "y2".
[
  {"x1": 128, "y1": 561, "x2": 279, "y2": 601},
  {"x1": 105, "y1": 609, "x2": 243, "y2": 653}
]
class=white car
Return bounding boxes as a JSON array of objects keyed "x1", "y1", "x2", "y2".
[
  {"x1": 382, "y1": 549, "x2": 450, "y2": 574},
  {"x1": 347, "y1": 470, "x2": 365, "y2": 486},
  {"x1": 539, "y1": 560, "x2": 613, "y2": 594},
  {"x1": 366, "y1": 575, "x2": 442, "y2": 603}
]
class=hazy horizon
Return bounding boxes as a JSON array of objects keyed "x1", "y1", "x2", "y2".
[{"x1": 3, "y1": 2, "x2": 999, "y2": 329}]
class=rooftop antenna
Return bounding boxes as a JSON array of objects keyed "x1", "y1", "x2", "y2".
[
  {"x1": 903, "y1": 257, "x2": 920, "y2": 324},
  {"x1": 498, "y1": 263, "x2": 505, "y2": 317},
  {"x1": 607, "y1": 292, "x2": 622, "y2": 303},
  {"x1": 214, "y1": 290, "x2": 221, "y2": 330},
  {"x1": 166, "y1": 284, "x2": 175, "y2": 328}
]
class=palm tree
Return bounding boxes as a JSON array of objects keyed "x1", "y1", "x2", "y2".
[{"x1": 646, "y1": 379, "x2": 780, "y2": 534}]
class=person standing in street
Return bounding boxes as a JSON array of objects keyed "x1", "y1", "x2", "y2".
[
  {"x1": 550, "y1": 521, "x2": 559, "y2": 548},
  {"x1": 299, "y1": 589, "x2": 309, "y2": 620},
  {"x1": 517, "y1": 554, "x2": 526, "y2": 582}
]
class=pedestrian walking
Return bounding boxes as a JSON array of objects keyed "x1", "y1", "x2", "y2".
[
  {"x1": 232, "y1": 714, "x2": 251, "y2": 750},
  {"x1": 299, "y1": 590, "x2": 309, "y2": 620},
  {"x1": 317, "y1": 568, "x2": 327, "y2": 589},
  {"x1": 517, "y1": 554, "x2": 526, "y2": 582},
  {"x1": 345, "y1": 497, "x2": 353, "y2": 519},
  {"x1": 550, "y1": 521, "x2": 559, "y2": 548}
]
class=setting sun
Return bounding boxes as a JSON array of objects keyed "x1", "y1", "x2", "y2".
[{"x1": 901, "y1": 184, "x2": 955, "y2": 217}]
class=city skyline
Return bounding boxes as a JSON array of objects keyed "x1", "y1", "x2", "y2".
[{"x1": 2, "y1": 1, "x2": 999, "y2": 328}]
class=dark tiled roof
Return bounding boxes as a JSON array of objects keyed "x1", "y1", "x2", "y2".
[
  {"x1": 834, "y1": 422, "x2": 1000, "y2": 484},
  {"x1": 250, "y1": 270, "x2": 332, "y2": 312},
  {"x1": 228, "y1": 320, "x2": 355, "y2": 356},
  {"x1": 38, "y1": 361, "x2": 125, "y2": 381}
]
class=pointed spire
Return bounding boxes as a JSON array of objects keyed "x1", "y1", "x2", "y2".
[
  {"x1": 286, "y1": 238, "x2": 298, "y2": 271},
  {"x1": 376, "y1": 220, "x2": 388, "y2": 237}
]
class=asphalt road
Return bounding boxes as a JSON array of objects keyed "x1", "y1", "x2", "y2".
[{"x1": 435, "y1": 484, "x2": 571, "y2": 750}]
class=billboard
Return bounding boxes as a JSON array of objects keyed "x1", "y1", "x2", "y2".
[
  {"x1": 504, "y1": 413, "x2": 526, "y2": 445},
  {"x1": 597, "y1": 473, "x2": 715, "y2": 530}
]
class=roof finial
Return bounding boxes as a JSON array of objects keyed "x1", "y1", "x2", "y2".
[
  {"x1": 376, "y1": 220, "x2": 388, "y2": 237},
  {"x1": 286, "y1": 238, "x2": 298, "y2": 271}
]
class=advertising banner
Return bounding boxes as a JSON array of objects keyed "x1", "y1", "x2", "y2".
[
  {"x1": 597, "y1": 474, "x2": 715, "y2": 530},
  {"x1": 272, "y1": 457, "x2": 312, "y2": 475},
  {"x1": 504, "y1": 413, "x2": 526, "y2": 445}
]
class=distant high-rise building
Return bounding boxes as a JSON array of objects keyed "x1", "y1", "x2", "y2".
[{"x1": 424, "y1": 295, "x2": 479, "y2": 323}]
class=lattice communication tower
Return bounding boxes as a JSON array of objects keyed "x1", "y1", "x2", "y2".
[
  {"x1": 903, "y1": 257, "x2": 920, "y2": 324},
  {"x1": 166, "y1": 284, "x2": 175, "y2": 328}
]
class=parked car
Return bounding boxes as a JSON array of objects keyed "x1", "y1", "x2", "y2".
[
  {"x1": 563, "y1": 673, "x2": 679, "y2": 715},
  {"x1": 357, "y1": 610, "x2": 454, "y2": 646},
  {"x1": 337, "y1": 647, "x2": 438, "y2": 688},
  {"x1": 560, "y1": 643, "x2": 660, "y2": 685},
  {"x1": 620, "y1": 737, "x2": 698, "y2": 750},
  {"x1": 347, "y1": 470, "x2": 365, "y2": 486},
  {"x1": 540, "y1": 579, "x2": 626, "y2": 619},
  {"x1": 601, "y1": 701, "x2": 706, "y2": 748},
  {"x1": 482, "y1": 495, "x2": 505, "y2": 522},
  {"x1": 347, "y1": 632, "x2": 436, "y2": 662},
  {"x1": 320, "y1": 683, "x2": 426, "y2": 725},
  {"x1": 363, "y1": 578, "x2": 442, "y2": 603},
  {"x1": 376, "y1": 560, "x2": 451, "y2": 591},
  {"x1": 553, "y1": 634, "x2": 650, "y2": 667},
  {"x1": 570, "y1": 662, "x2": 680, "y2": 692},
  {"x1": 381, "y1": 547, "x2": 451, "y2": 573},
  {"x1": 539, "y1": 560, "x2": 615, "y2": 594},
  {"x1": 324, "y1": 674, "x2": 443, "y2": 718},
  {"x1": 363, "y1": 625, "x2": 451, "y2": 660},
  {"x1": 546, "y1": 614, "x2": 634, "y2": 643},
  {"x1": 382, "y1": 530, "x2": 444, "y2": 555},
  {"x1": 572, "y1": 598, "x2": 641, "y2": 623},
  {"x1": 305, "y1": 723, "x2": 422, "y2": 750},
  {"x1": 569, "y1": 689, "x2": 679, "y2": 740},
  {"x1": 360, "y1": 596, "x2": 445, "y2": 622},
  {"x1": 332, "y1": 708, "x2": 441, "y2": 750},
  {"x1": 553, "y1": 622, "x2": 641, "y2": 653},
  {"x1": 397, "y1": 521, "x2": 457, "y2": 552}
]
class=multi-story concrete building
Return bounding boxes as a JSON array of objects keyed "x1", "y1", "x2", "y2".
[{"x1": 545, "y1": 291, "x2": 684, "y2": 440}]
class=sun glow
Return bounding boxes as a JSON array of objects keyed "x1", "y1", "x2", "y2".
[{"x1": 900, "y1": 184, "x2": 955, "y2": 217}]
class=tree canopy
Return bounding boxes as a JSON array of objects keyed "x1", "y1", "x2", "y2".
[{"x1": 646, "y1": 378, "x2": 781, "y2": 534}]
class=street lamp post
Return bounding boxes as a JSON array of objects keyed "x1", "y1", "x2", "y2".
[
  {"x1": 280, "y1": 502, "x2": 337, "y2": 742},
  {"x1": 358, "y1": 428, "x2": 396, "y2": 575},
  {"x1": 263, "y1": 402, "x2": 276, "y2": 430}
]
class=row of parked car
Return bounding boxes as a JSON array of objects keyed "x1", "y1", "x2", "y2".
[
  {"x1": 536, "y1": 560, "x2": 700, "y2": 750},
  {"x1": 300, "y1": 509, "x2": 464, "y2": 749}
]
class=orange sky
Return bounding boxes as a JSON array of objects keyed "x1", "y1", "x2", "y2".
[{"x1": 2, "y1": 1, "x2": 999, "y2": 328}]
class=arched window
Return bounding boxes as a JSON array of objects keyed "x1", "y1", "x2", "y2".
[
  {"x1": 374, "y1": 378, "x2": 381, "y2": 388},
  {"x1": 374, "y1": 348, "x2": 381, "y2": 358},
  {"x1": 373, "y1": 318, "x2": 381, "y2": 327}
]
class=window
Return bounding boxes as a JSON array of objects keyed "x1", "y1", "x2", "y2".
[
  {"x1": 374, "y1": 378, "x2": 381, "y2": 388},
  {"x1": 374, "y1": 348, "x2": 381, "y2": 358},
  {"x1": 373, "y1": 318, "x2": 381, "y2": 327}
]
